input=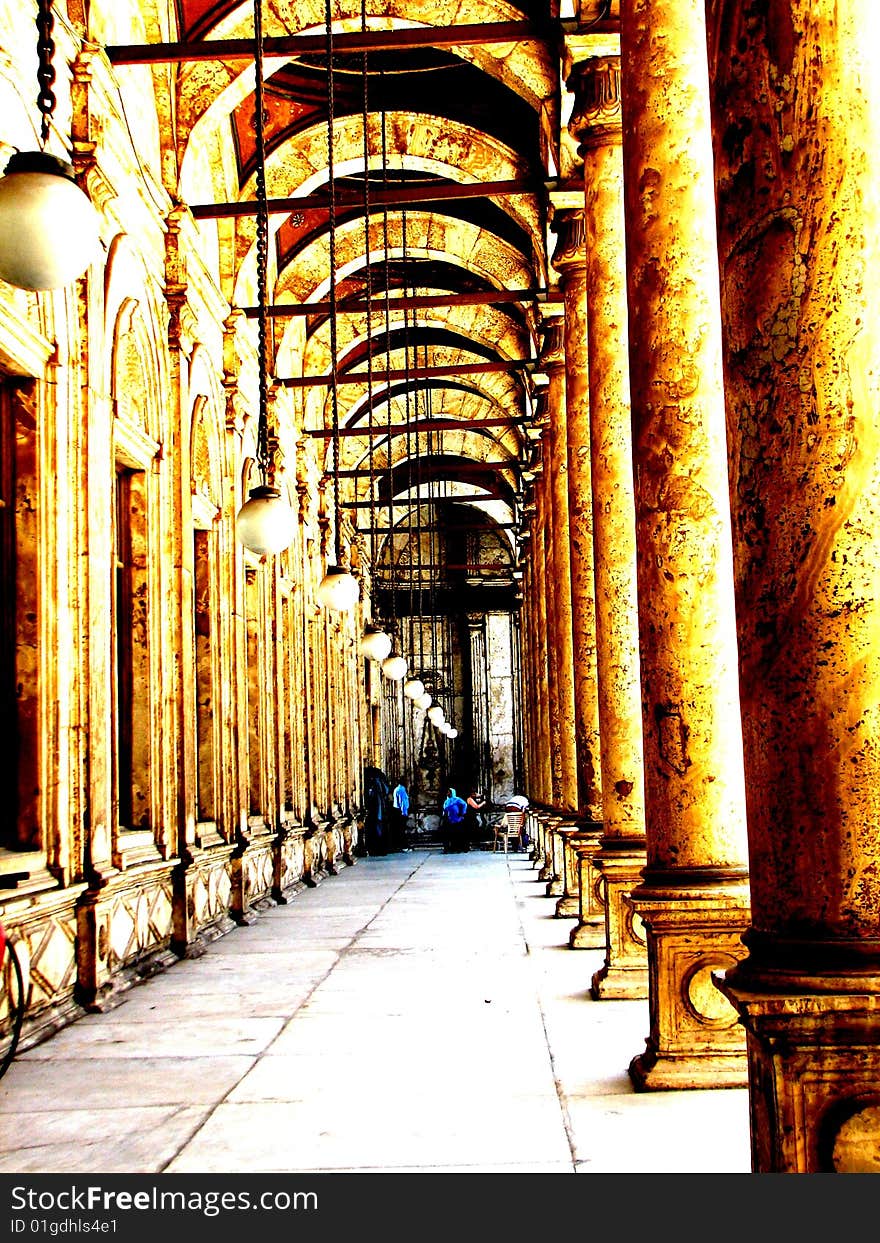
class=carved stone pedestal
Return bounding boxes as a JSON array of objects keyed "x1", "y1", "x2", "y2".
[
  {"x1": 545, "y1": 819, "x2": 565, "y2": 898},
  {"x1": 554, "y1": 819, "x2": 582, "y2": 917},
  {"x1": 627, "y1": 876, "x2": 750, "y2": 1090},
  {"x1": 717, "y1": 944, "x2": 880, "y2": 1171},
  {"x1": 590, "y1": 839, "x2": 648, "y2": 999},
  {"x1": 536, "y1": 813, "x2": 557, "y2": 883},
  {"x1": 568, "y1": 825, "x2": 605, "y2": 949}
]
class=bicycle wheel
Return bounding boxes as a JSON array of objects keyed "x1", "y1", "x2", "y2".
[{"x1": 0, "y1": 936, "x2": 25, "y2": 1079}]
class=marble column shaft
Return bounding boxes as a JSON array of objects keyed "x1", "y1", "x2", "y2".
[
  {"x1": 708, "y1": 0, "x2": 880, "y2": 1170},
  {"x1": 552, "y1": 222, "x2": 603, "y2": 822},
  {"x1": 619, "y1": 0, "x2": 751, "y2": 1089},
  {"x1": 542, "y1": 331, "x2": 579, "y2": 814},
  {"x1": 529, "y1": 500, "x2": 553, "y2": 806},
  {"x1": 568, "y1": 54, "x2": 649, "y2": 999}
]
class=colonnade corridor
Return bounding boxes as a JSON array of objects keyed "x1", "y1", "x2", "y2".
[{"x1": 0, "y1": 850, "x2": 749, "y2": 1175}]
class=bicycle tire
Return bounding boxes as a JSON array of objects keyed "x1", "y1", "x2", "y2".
[{"x1": 0, "y1": 938, "x2": 25, "y2": 1080}]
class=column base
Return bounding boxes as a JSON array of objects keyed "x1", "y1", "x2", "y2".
[
  {"x1": 628, "y1": 1037, "x2": 747, "y2": 1092},
  {"x1": 626, "y1": 872, "x2": 750, "y2": 1091},
  {"x1": 555, "y1": 895, "x2": 580, "y2": 918},
  {"x1": 590, "y1": 838, "x2": 649, "y2": 1000},
  {"x1": 591, "y1": 961, "x2": 649, "y2": 1000},
  {"x1": 567, "y1": 824, "x2": 605, "y2": 947},
  {"x1": 570, "y1": 917, "x2": 605, "y2": 949},
  {"x1": 717, "y1": 936, "x2": 880, "y2": 1171}
]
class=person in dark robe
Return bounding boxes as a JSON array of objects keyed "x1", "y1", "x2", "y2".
[{"x1": 363, "y1": 766, "x2": 391, "y2": 856}]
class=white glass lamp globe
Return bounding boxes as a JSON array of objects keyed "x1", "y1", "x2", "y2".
[
  {"x1": 235, "y1": 485, "x2": 294, "y2": 554},
  {"x1": 0, "y1": 152, "x2": 101, "y2": 290},
  {"x1": 360, "y1": 624, "x2": 392, "y2": 662},
  {"x1": 317, "y1": 565, "x2": 360, "y2": 612},
  {"x1": 427, "y1": 704, "x2": 445, "y2": 726},
  {"x1": 381, "y1": 653, "x2": 408, "y2": 681},
  {"x1": 439, "y1": 721, "x2": 452, "y2": 736},
  {"x1": 447, "y1": 728, "x2": 458, "y2": 739},
  {"x1": 403, "y1": 677, "x2": 425, "y2": 701},
  {"x1": 415, "y1": 691, "x2": 432, "y2": 711}
]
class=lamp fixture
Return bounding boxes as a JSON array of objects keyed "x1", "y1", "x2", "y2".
[
  {"x1": 415, "y1": 691, "x2": 432, "y2": 711},
  {"x1": 381, "y1": 653, "x2": 408, "y2": 682},
  {"x1": 317, "y1": 1, "x2": 359, "y2": 611},
  {"x1": 360, "y1": 622, "x2": 392, "y2": 662},
  {"x1": 0, "y1": 0, "x2": 100, "y2": 290},
  {"x1": 427, "y1": 704, "x2": 445, "y2": 727},
  {"x1": 316, "y1": 563, "x2": 360, "y2": 611},
  {"x1": 447, "y1": 727, "x2": 458, "y2": 740},
  {"x1": 235, "y1": 0, "x2": 294, "y2": 556},
  {"x1": 403, "y1": 677, "x2": 425, "y2": 701}
]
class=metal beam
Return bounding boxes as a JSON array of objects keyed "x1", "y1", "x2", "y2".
[
  {"x1": 337, "y1": 460, "x2": 518, "y2": 477},
  {"x1": 247, "y1": 288, "x2": 553, "y2": 319},
  {"x1": 347, "y1": 489, "x2": 509, "y2": 507},
  {"x1": 305, "y1": 415, "x2": 523, "y2": 437},
  {"x1": 376, "y1": 564, "x2": 513, "y2": 573},
  {"x1": 357, "y1": 522, "x2": 517, "y2": 533},
  {"x1": 277, "y1": 359, "x2": 530, "y2": 387},
  {"x1": 192, "y1": 178, "x2": 543, "y2": 221},
  {"x1": 106, "y1": 22, "x2": 551, "y2": 66}
]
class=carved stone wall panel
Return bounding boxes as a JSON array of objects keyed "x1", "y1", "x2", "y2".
[{"x1": 0, "y1": 887, "x2": 86, "y2": 1045}]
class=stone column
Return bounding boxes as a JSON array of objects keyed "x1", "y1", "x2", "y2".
[
  {"x1": 540, "y1": 318, "x2": 579, "y2": 815},
  {"x1": 707, "y1": 1, "x2": 880, "y2": 1170},
  {"x1": 552, "y1": 214, "x2": 602, "y2": 822},
  {"x1": 536, "y1": 465, "x2": 563, "y2": 810},
  {"x1": 539, "y1": 317, "x2": 580, "y2": 912},
  {"x1": 528, "y1": 485, "x2": 553, "y2": 807},
  {"x1": 568, "y1": 56, "x2": 649, "y2": 1001},
  {"x1": 619, "y1": 0, "x2": 751, "y2": 1089},
  {"x1": 552, "y1": 211, "x2": 606, "y2": 941}
]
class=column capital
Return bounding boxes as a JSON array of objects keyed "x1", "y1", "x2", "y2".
[
  {"x1": 551, "y1": 208, "x2": 587, "y2": 281},
  {"x1": 538, "y1": 316, "x2": 566, "y2": 371},
  {"x1": 567, "y1": 55, "x2": 623, "y2": 154}
]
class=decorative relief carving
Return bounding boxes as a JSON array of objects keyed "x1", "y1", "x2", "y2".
[{"x1": 682, "y1": 955, "x2": 740, "y2": 1027}]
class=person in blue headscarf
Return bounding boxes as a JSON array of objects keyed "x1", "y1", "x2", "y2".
[{"x1": 441, "y1": 787, "x2": 469, "y2": 853}]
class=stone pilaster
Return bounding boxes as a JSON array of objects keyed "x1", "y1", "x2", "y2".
[
  {"x1": 619, "y1": 0, "x2": 751, "y2": 1089},
  {"x1": 568, "y1": 54, "x2": 649, "y2": 1002},
  {"x1": 708, "y1": 1, "x2": 880, "y2": 1168}
]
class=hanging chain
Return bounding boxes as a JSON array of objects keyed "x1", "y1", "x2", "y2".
[
  {"x1": 380, "y1": 90, "x2": 396, "y2": 630},
  {"x1": 325, "y1": 0, "x2": 342, "y2": 566},
  {"x1": 401, "y1": 209, "x2": 415, "y2": 636},
  {"x1": 36, "y1": 0, "x2": 56, "y2": 145},
  {"x1": 253, "y1": 0, "x2": 271, "y2": 482},
  {"x1": 361, "y1": 0, "x2": 377, "y2": 579}
]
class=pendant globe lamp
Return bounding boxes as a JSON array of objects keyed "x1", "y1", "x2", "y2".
[
  {"x1": 316, "y1": 2, "x2": 358, "y2": 611},
  {"x1": 415, "y1": 690, "x2": 432, "y2": 711},
  {"x1": 235, "y1": 0, "x2": 294, "y2": 556},
  {"x1": 381, "y1": 651, "x2": 408, "y2": 682},
  {"x1": 0, "y1": 0, "x2": 100, "y2": 290},
  {"x1": 427, "y1": 703, "x2": 445, "y2": 727},
  {"x1": 360, "y1": 622, "x2": 392, "y2": 662},
  {"x1": 447, "y1": 727, "x2": 458, "y2": 740},
  {"x1": 403, "y1": 676, "x2": 425, "y2": 701}
]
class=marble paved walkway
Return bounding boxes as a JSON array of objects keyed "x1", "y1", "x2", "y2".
[{"x1": 0, "y1": 849, "x2": 751, "y2": 1174}]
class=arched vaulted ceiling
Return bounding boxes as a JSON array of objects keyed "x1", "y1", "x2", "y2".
[{"x1": 138, "y1": 0, "x2": 609, "y2": 570}]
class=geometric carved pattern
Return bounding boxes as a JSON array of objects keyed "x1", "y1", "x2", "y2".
[
  {"x1": 106, "y1": 876, "x2": 174, "y2": 970},
  {"x1": 243, "y1": 844, "x2": 274, "y2": 906}
]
